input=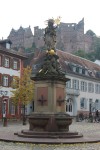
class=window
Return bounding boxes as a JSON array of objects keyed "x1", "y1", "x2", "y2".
[
  {"x1": 13, "y1": 60, "x2": 18, "y2": 69},
  {"x1": 3, "y1": 76, "x2": 8, "y2": 87},
  {"x1": 89, "y1": 99, "x2": 94, "y2": 112},
  {"x1": 88, "y1": 83, "x2": 94, "y2": 93},
  {"x1": 66, "y1": 80, "x2": 71, "y2": 88},
  {"x1": 72, "y1": 66, "x2": 76, "y2": 72},
  {"x1": 80, "y1": 98, "x2": 87, "y2": 109},
  {"x1": 85, "y1": 70, "x2": 88, "y2": 76},
  {"x1": 66, "y1": 99, "x2": 72, "y2": 112},
  {"x1": 79, "y1": 68, "x2": 82, "y2": 74},
  {"x1": 10, "y1": 103, "x2": 15, "y2": 115},
  {"x1": 6, "y1": 43, "x2": 10, "y2": 49},
  {"x1": 4, "y1": 57, "x2": 10, "y2": 68},
  {"x1": 72, "y1": 79, "x2": 79, "y2": 90},
  {"x1": 81, "y1": 81, "x2": 87, "y2": 92},
  {"x1": 95, "y1": 84, "x2": 100, "y2": 94},
  {"x1": 76, "y1": 67, "x2": 79, "y2": 73}
]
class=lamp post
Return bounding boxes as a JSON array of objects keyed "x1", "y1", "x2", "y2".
[
  {"x1": 89, "y1": 102, "x2": 95, "y2": 123},
  {"x1": 2, "y1": 99, "x2": 7, "y2": 127}
]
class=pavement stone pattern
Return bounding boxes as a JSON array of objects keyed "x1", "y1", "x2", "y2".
[{"x1": 0, "y1": 120, "x2": 100, "y2": 150}]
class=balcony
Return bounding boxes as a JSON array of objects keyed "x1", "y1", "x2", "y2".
[{"x1": 66, "y1": 88, "x2": 80, "y2": 96}]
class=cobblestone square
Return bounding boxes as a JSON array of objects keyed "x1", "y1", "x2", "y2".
[{"x1": 0, "y1": 121, "x2": 100, "y2": 149}]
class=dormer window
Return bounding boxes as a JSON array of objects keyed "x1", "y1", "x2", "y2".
[
  {"x1": 85, "y1": 70, "x2": 88, "y2": 76},
  {"x1": 72, "y1": 66, "x2": 76, "y2": 72},
  {"x1": 79, "y1": 68, "x2": 82, "y2": 74},
  {"x1": 76, "y1": 67, "x2": 79, "y2": 73},
  {"x1": 82, "y1": 69, "x2": 85, "y2": 74},
  {"x1": 6, "y1": 43, "x2": 11, "y2": 49}
]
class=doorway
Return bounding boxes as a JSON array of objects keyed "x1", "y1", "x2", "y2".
[{"x1": 66, "y1": 98, "x2": 73, "y2": 116}]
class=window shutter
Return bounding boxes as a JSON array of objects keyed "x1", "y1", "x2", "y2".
[
  {"x1": 1, "y1": 74, "x2": 3, "y2": 86},
  {"x1": 0, "y1": 98, "x2": 2, "y2": 114},
  {"x1": 0, "y1": 55, "x2": 2, "y2": 66},
  {"x1": 0, "y1": 73, "x2": 2, "y2": 86},
  {"x1": 9, "y1": 99, "x2": 12, "y2": 115},
  {"x1": 72, "y1": 79, "x2": 74, "y2": 89},
  {"x1": 15, "y1": 105, "x2": 17, "y2": 115},
  {"x1": 8, "y1": 76, "x2": 13, "y2": 87},
  {"x1": 1, "y1": 55, "x2": 5, "y2": 67},
  {"x1": 80, "y1": 98, "x2": 82, "y2": 108},
  {"x1": 98, "y1": 100, "x2": 100, "y2": 110},
  {"x1": 17, "y1": 60, "x2": 20, "y2": 70},
  {"x1": 10, "y1": 58, "x2": 13, "y2": 69}
]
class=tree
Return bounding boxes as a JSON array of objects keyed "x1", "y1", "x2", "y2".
[
  {"x1": 86, "y1": 30, "x2": 96, "y2": 36},
  {"x1": 93, "y1": 37, "x2": 100, "y2": 60},
  {"x1": 11, "y1": 66, "x2": 34, "y2": 125},
  {"x1": 73, "y1": 49, "x2": 96, "y2": 61},
  {"x1": 73, "y1": 49, "x2": 87, "y2": 58}
]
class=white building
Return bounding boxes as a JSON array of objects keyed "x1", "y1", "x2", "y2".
[
  {"x1": 31, "y1": 50, "x2": 100, "y2": 117},
  {"x1": 57, "y1": 50, "x2": 100, "y2": 116}
]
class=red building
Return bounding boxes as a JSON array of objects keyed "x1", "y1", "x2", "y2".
[{"x1": 0, "y1": 39, "x2": 27, "y2": 119}]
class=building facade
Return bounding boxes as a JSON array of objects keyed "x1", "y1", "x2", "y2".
[
  {"x1": 0, "y1": 39, "x2": 27, "y2": 119},
  {"x1": 30, "y1": 50, "x2": 100, "y2": 117}
]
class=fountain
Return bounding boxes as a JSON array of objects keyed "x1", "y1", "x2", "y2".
[{"x1": 17, "y1": 18, "x2": 83, "y2": 140}]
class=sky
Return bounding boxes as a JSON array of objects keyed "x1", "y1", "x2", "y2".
[{"x1": 0, "y1": 0, "x2": 100, "y2": 39}]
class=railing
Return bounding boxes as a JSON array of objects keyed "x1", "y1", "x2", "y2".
[{"x1": 66, "y1": 88, "x2": 80, "y2": 96}]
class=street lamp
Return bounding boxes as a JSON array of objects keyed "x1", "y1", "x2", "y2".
[
  {"x1": 2, "y1": 98, "x2": 7, "y2": 127},
  {"x1": 89, "y1": 102, "x2": 95, "y2": 123}
]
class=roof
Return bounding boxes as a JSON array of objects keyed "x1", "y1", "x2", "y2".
[
  {"x1": 30, "y1": 49, "x2": 100, "y2": 80},
  {"x1": 0, "y1": 39, "x2": 12, "y2": 44},
  {"x1": 0, "y1": 45, "x2": 28, "y2": 59}
]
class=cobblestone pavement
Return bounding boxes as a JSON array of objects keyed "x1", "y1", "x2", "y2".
[{"x1": 0, "y1": 120, "x2": 100, "y2": 150}]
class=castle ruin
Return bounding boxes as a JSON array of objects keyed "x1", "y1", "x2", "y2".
[{"x1": 8, "y1": 18, "x2": 94, "y2": 53}]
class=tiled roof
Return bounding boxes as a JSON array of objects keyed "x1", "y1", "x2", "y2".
[
  {"x1": 0, "y1": 45, "x2": 27, "y2": 59},
  {"x1": 30, "y1": 49, "x2": 100, "y2": 80},
  {"x1": 57, "y1": 50, "x2": 100, "y2": 70},
  {"x1": 0, "y1": 39, "x2": 12, "y2": 44}
]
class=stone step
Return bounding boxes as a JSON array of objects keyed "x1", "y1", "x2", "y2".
[{"x1": 17, "y1": 131, "x2": 83, "y2": 139}]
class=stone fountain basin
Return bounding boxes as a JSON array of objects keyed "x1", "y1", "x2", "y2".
[{"x1": 28, "y1": 112, "x2": 72, "y2": 132}]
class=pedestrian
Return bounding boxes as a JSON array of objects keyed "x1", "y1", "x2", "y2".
[{"x1": 95, "y1": 110, "x2": 99, "y2": 122}]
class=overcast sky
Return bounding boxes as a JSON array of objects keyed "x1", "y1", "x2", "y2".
[{"x1": 0, "y1": 0, "x2": 100, "y2": 39}]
